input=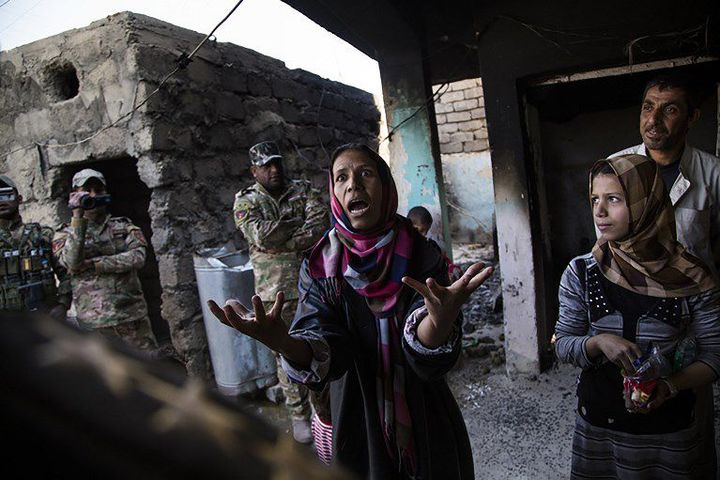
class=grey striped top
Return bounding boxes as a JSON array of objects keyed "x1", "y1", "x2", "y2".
[{"x1": 554, "y1": 253, "x2": 720, "y2": 377}]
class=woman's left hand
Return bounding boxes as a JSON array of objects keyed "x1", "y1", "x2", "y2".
[{"x1": 402, "y1": 262, "x2": 494, "y2": 348}]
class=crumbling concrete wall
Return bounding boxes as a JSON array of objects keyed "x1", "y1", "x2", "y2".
[
  {"x1": 433, "y1": 78, "x2": 494, "y2": 244},
  {"x1": 0, "y1": 11, "x2": 379, "y2": 378}
]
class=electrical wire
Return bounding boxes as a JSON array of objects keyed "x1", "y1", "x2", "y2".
[
  {"x1": 315, "y1": 86, "x2": 331, "y2": 163},
  {"x1": 378, "y1": 81, "x2": 450, "y2": 145},
  {"x1": 624, "y1": 21, "x2": 708, "y2": 65},
  {"x1": 483, "y1": 14, "x2": 711, "y2": 65},
  {"x1": 0, "y1": 0, "x2": 246, "y2": 160},
  {"x1": 379, "y1": 47, "x2": 476, "y2": 145},
  {"x1": 0, "y1": 0, "x2": 43, "y2": 34},
  {"x1": 0, "y1": 0, "x2": 13, "y2": 8}
]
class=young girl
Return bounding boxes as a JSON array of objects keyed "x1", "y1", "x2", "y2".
[
  {"x1": 210, "y1": 143, "x2": 491, "y2": 479},
  {"x1": 554, "y1": 154, "x2": 720, "y2": 479}
]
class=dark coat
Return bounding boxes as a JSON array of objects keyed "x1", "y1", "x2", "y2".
[{"x1": 287, "y1": 233, "x2": 474, "y2": 480}]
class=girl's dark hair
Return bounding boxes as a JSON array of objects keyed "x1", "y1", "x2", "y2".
[
  {"x1": 330, "y1": 143, "x2": 391, "y2": 182},
  {"x1": 590, "y1": 160, "x2": 616, "y2": 179}
]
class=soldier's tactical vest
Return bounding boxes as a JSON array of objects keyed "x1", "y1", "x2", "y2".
[{"x1": 0, "y1": 223, "x2": 57, "y2": 311}]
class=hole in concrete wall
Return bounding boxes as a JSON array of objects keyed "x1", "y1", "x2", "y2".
[
  {"x1": 42, "y1": 61, "x2": 80, "y2": 102},
  {"x1": 66, "y1": 159, "x2": 169, "y2": 343}
]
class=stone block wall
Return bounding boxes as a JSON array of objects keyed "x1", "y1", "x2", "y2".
[
  {"x1": 434, "y1": 78, "x2": 488, "y2": 154},
  {"x1": 0, "y1": 12, "x2": 379, "y2": 378},
  {"x1": 433, "y1": 78, "x2": 494, "y2": 245}
]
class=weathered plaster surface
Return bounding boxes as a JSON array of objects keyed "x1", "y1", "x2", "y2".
[
  {"x1": 492, "y1": 148, "x2": 540, "y2": 375},
  {"x1": 442, "y1": 151, "x2": 494, "y2": 244}
]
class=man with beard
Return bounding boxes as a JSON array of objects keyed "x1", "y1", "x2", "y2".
[
  {"x1": 233, "y1": 141, "x2": 330, "y2": 444},
  {"x1": 0, "y1": 175, "x2": 69, "y2": 315},
  {"x1": 610, "y1": 73, "x2": 720, "y2": 280},
  {"x1": 53, "y1": 169, "x2": 157, "y2": 351}
]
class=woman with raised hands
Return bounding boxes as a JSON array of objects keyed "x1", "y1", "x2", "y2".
[
  {"x1": 209, "y1": 143, "x2": 492, "y2": 479},
  {"x1": 554, "y1": 154, "x2": 720, "y2": 479}
]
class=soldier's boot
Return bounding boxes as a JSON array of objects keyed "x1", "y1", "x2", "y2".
[
  {"x1": 292, "y1": 417, "x2": 313, "y2": 444},
  {"x1": 265, "y1": 383, "x2": 285, "y2": 404},
  {"x1": 275, "y1": 353, "x2": 312, "y2": 443}
]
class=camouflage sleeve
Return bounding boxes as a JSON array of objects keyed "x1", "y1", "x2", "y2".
[
  {"x1": 53, "y1": 217, "x2": 87, "y2": 271},
  {"x1": 287, "y1": 187, "x2": 330, "y2": 251},
  {"x1": 93, "y1": 224, "x2": 147, "y2": 274},
  {"x1": 233, "y1": 194, "x2": 303, "y2": 250}
]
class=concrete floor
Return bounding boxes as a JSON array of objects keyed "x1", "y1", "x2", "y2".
[
  {"x1": 228, "y1": 239, "x2": 720, "y2": 479},
  {"x1": 236, "y1": 356, "x2": 720, "y2": 479},
  {"x1": 449, "y1": 359, "x2": 720, "y2": 480},
  {"x1": 238, "y1": 358, "x2": 577, "y2": 479},
  {"x1": 447, "y1": 358, "x2": 577, "y2": 479}
]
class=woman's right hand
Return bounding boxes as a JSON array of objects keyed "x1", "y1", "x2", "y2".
[
  {"x1": 207, "y1": 292, "x2": 289, "y2": 352},
  {"x1": 587, "y1": 333, "x2": 642, "y2": 374}
]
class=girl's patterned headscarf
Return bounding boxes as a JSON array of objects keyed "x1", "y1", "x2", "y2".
[
  {"x1": 590, "y1": 154, "x2": 715, "y2": 297},
  {"x1": 308, "y1": 143, "x2": 416, "y2": 474}
]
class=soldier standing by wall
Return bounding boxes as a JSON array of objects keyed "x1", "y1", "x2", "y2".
[
  {"x1": 233, "y1": 141, "x2": 330, "y2": 444},
  {"x1": 53, "y1": 169, "x2": 157, "y2": 352},
  {"x1": 0, "y1": 175, "x2": 69, "y2": 316}
]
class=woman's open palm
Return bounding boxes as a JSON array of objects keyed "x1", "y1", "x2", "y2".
[
  {"x1": 402, "y1": 262, "x2": 494, "y2": 331},
  {"x1": 207, "y1": 292, "x2": 289, "y2": 352}
]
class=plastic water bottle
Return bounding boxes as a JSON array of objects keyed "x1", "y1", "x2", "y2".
[{"x1": 632, "y1": 343, "x2": 671, "y2": 380}]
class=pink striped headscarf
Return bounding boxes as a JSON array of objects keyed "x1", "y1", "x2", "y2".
[{"x1": 308, "y1": 144, "x2": 416, "y2": 474}]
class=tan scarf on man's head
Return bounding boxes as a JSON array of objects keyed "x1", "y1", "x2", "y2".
[{"x1": 591, "y1": 154, "x2": 715, "y2": 298}]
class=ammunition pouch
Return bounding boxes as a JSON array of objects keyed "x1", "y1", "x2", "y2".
[
  {"x1": 0, "y1": 225, "x2": 56, "y2": 311},
  {"x1": 19, "y1": 280, "x2": 47, "y2": 311},
  {"x1": 3, "y1": 250, "x2": 20, "y2": 277}
]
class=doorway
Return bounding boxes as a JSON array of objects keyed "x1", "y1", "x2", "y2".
[
  {"x1": 522, "y1": 57, "x2": 720, "y2": 356},
  {"x1": 64, "y1": 158, "x2": 169, "y2": 343}
]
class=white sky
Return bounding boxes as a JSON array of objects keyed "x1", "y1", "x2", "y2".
[{"x1": 0, "y1": 0, "x2": 383, "y2": 97}]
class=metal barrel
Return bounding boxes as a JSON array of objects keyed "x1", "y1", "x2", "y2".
[{"x1": 193, "y1": 246, "x2": 276, "y2": 396}]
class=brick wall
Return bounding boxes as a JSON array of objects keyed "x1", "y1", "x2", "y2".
[
  {"x1": 433, "y1": 78, "x2": 494, "y2": 245},
  {"x1": 434, "y1": 78, "x2": 488, "y2": 154}
]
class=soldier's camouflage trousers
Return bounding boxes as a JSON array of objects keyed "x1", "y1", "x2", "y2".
[
  {"x1": 264, "y1": 299, "x2": 331, "y2": 422},
  {"x1": 92, "y1": 317, "x2": 158, "y2": 352}
]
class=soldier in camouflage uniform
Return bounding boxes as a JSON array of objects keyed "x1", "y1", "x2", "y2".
[
  {"x1": 0, "y1": 175, "x2": 70, "y2": 315},
  {"x1": 53, "y1": 169, "x2": 157, "y2": 351},
  {"x1": 234, "y1": 141, "x2": 330, "y2": 444}
]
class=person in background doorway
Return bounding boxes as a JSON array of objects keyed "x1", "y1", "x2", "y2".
[
  {"x1": 555, "y1": 154, "x2": 720, "y2": 479},
  {"x1": 53, "y1": 168, "x2": 157, "y2": 352},
  {"x1": 407, "y1": 206, "x2": 433, "y2": 237},
  {"x1": 609, "y1": 73, "x2": 720, "y2": 280},
  {"x1": 408, "y1": 205, "x2": 462, "y2": 281}
]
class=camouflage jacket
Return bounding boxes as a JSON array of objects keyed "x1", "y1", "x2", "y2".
[
  {"x1": 53, "y1": 214, "x2": 149, "y2": 328},
  {"x1": 0, "y1": 217, "x2": 70, "y2": 311},
  {"x1": 233, "y1": 180, "x2": 329, "y2": 301}
]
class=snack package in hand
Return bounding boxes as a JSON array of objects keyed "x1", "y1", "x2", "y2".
[
  {"x1": 622, "y1": 343, "x2": 671, "y2": 410},
  {"x1": 623, "y1": 377, "x2": 658, "y2": 409}
]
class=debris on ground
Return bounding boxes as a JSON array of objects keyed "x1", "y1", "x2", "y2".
[
  {"x1": 450, "y1": 243, "x2": 506, "y2": 382},
  {"x1": 453, "y1": 243, "x2": 503, "y2": 333}
]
